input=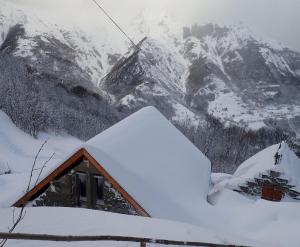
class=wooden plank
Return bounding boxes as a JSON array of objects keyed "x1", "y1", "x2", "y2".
[{"x1": 0, "y1": 232, "x2": 248, "y2": 247}]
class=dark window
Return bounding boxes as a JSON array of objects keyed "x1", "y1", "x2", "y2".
[
  {"x1": 77, "y1": 172, "x2": 87, "y2": 201},
  {"x1": 94, "y1": 175, "x2": 104, "y2": 202},
  {"x1": 75, "y1": 172, "x2": 105, "y2": 208}
]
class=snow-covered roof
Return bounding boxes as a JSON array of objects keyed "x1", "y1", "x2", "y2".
[
  {"x1": 209, "y1": 142, "x2": 300, "y2": 197},
  {"x1": 83, "y1": 106, "x2": 211, "y2": 222},
  {"x1": 234, "y1": 142, "x2": 300, "y2": 184}
]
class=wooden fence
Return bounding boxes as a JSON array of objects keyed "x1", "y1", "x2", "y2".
[{"x1": 0, "y1": 232, "x2": 248, "y2": 247}]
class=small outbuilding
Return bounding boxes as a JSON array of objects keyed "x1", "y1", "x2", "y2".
[
  {"x1": 233, "y1": 142, "x2": 300, "y2": 201},
  {"x1": 14, "y1": 106, "x2": 211, "y2": 222}
]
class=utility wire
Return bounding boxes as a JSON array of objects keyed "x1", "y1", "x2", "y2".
[
  {"x1": 89, "y1": 0, "x2": 180, "y2": 94},
  {"x1": 90, "y1": 0, "x2": 138, "y2": 50}
]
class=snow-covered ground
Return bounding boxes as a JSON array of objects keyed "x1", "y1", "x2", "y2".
[
  {"x1": 0, "y1": 206, "x2": 293, "y2": 247},
  {"x1": 0, "y1": 207, "x2": 226, "y2": 247},
  {"x1": 209, "y1": 189, "x2": 300, "y2": 246},
  {"x1": 1, "y1": 199, "x2": 300, "y2": 247}
]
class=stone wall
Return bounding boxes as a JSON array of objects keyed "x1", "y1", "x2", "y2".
[{"x1": 235, "y1": 170, "x2": 300, "y2": 200}]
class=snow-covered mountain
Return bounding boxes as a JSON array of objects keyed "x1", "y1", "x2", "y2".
[
  {"x1": 0, "y1": 1, "x2": 121, "y2": 139},
  {"x1": 110, "y1": 19, "x2": 300, "y2": 132},
  {"x1": 100, "y1": 18, "x2": 300, "y2": 172},
  {"x1": 182, "y1": 23, "x2": 300, "y2": 131},
  {"x1": 1, "y1": 1, "x2": 300, "y2": 172}
]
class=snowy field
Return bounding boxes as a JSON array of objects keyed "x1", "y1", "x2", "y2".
[
  {"x1": 0, "y1": 207, "x2": 224, "y2": 247},
  {"x1": 1, "y1": 201, "x2": 300, "y2": 247}
]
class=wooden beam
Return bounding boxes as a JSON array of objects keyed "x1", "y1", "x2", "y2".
[{"x1": 0, "y1": 232, "x2": 248, "y2": 247}]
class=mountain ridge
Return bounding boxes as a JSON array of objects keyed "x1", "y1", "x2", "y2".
[{"x1": 0, "y1": 2, "x2": 299, "y2": 172}]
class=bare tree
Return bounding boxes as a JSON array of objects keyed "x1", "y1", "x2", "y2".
[{"x1": 0, "y1": 140, "x2": 54, "y2": 247}]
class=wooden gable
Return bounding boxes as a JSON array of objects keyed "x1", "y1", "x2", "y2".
[{"x1": 13, "y1": 148, "x2": 150, "y2": 217}]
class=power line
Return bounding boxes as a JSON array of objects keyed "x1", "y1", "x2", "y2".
[
  {"x1": 89, "y1": 0, "x2": 180, "y2": 94},
  {"x1": 90, "y1": 0, "x2": 138, "y2": 50}
]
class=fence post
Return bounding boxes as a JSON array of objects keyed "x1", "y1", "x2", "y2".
[{"x1": 140, "y1": 241, "x2": 146, "y2": 247}]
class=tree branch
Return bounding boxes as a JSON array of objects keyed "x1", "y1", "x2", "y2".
[{"x1": 0, "y1": 140, "x2": 53, "y2": 247}]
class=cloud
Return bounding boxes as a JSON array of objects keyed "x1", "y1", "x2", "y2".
[
  {"x1": 4, "y1": 0, "x2": 300, "y2": 51},
  {"x1": 102, "y1": 0, "x2": 300, "y2": 51}
]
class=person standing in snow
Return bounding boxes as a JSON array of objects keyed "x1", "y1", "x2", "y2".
[{"x1": 274, "y1": 152, "x2": 280, "y2": 165}]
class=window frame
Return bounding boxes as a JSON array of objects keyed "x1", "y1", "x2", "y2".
[
  {"x1": 76, "y1": 172, "x2": 88, "y2": 202},
  {"x1": 93, "y1": 174, "x2": 105, "y2": 204}
]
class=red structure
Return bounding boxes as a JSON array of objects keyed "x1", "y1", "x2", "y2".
[{"x1": 261, "y1": 185, "x2": 283, "y2": 201}]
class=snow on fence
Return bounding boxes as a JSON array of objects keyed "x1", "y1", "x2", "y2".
[{"x1": 0, "y1": 233, "x2": 248, "y2": 247}]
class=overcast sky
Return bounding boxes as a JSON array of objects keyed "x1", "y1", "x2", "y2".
[
  {"x1": 6, "y1": 0, "x2": 300, "y2": 51},
  {"x1": 104, "y1": 0, "x2": 300, "y2": 51}
]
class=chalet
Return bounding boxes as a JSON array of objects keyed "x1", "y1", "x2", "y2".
[
  {"x1": 13, "y1": 106, "x2": 211, "y2": 223},
  {"x1": 233, "y1": 142, "x2": 300, "y2": 201}
]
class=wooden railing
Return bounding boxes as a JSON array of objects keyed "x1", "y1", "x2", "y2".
[{"x1": 0, "y1": 232, "x2": 248, "y2": 247}]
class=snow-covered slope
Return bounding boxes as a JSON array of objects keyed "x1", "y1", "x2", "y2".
[
  {"x1": 0, "y1": 1, "x2": 126, "y2": 84},
  {"x1": 0, "y1": 1, "x2": 120, "y2": 140},
  {"x1": 0, "y1": 110, "x2": 81, "y2": 172},
  {"x1": 0, "y1": 110, "x2": 82, "y2": 207}
]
